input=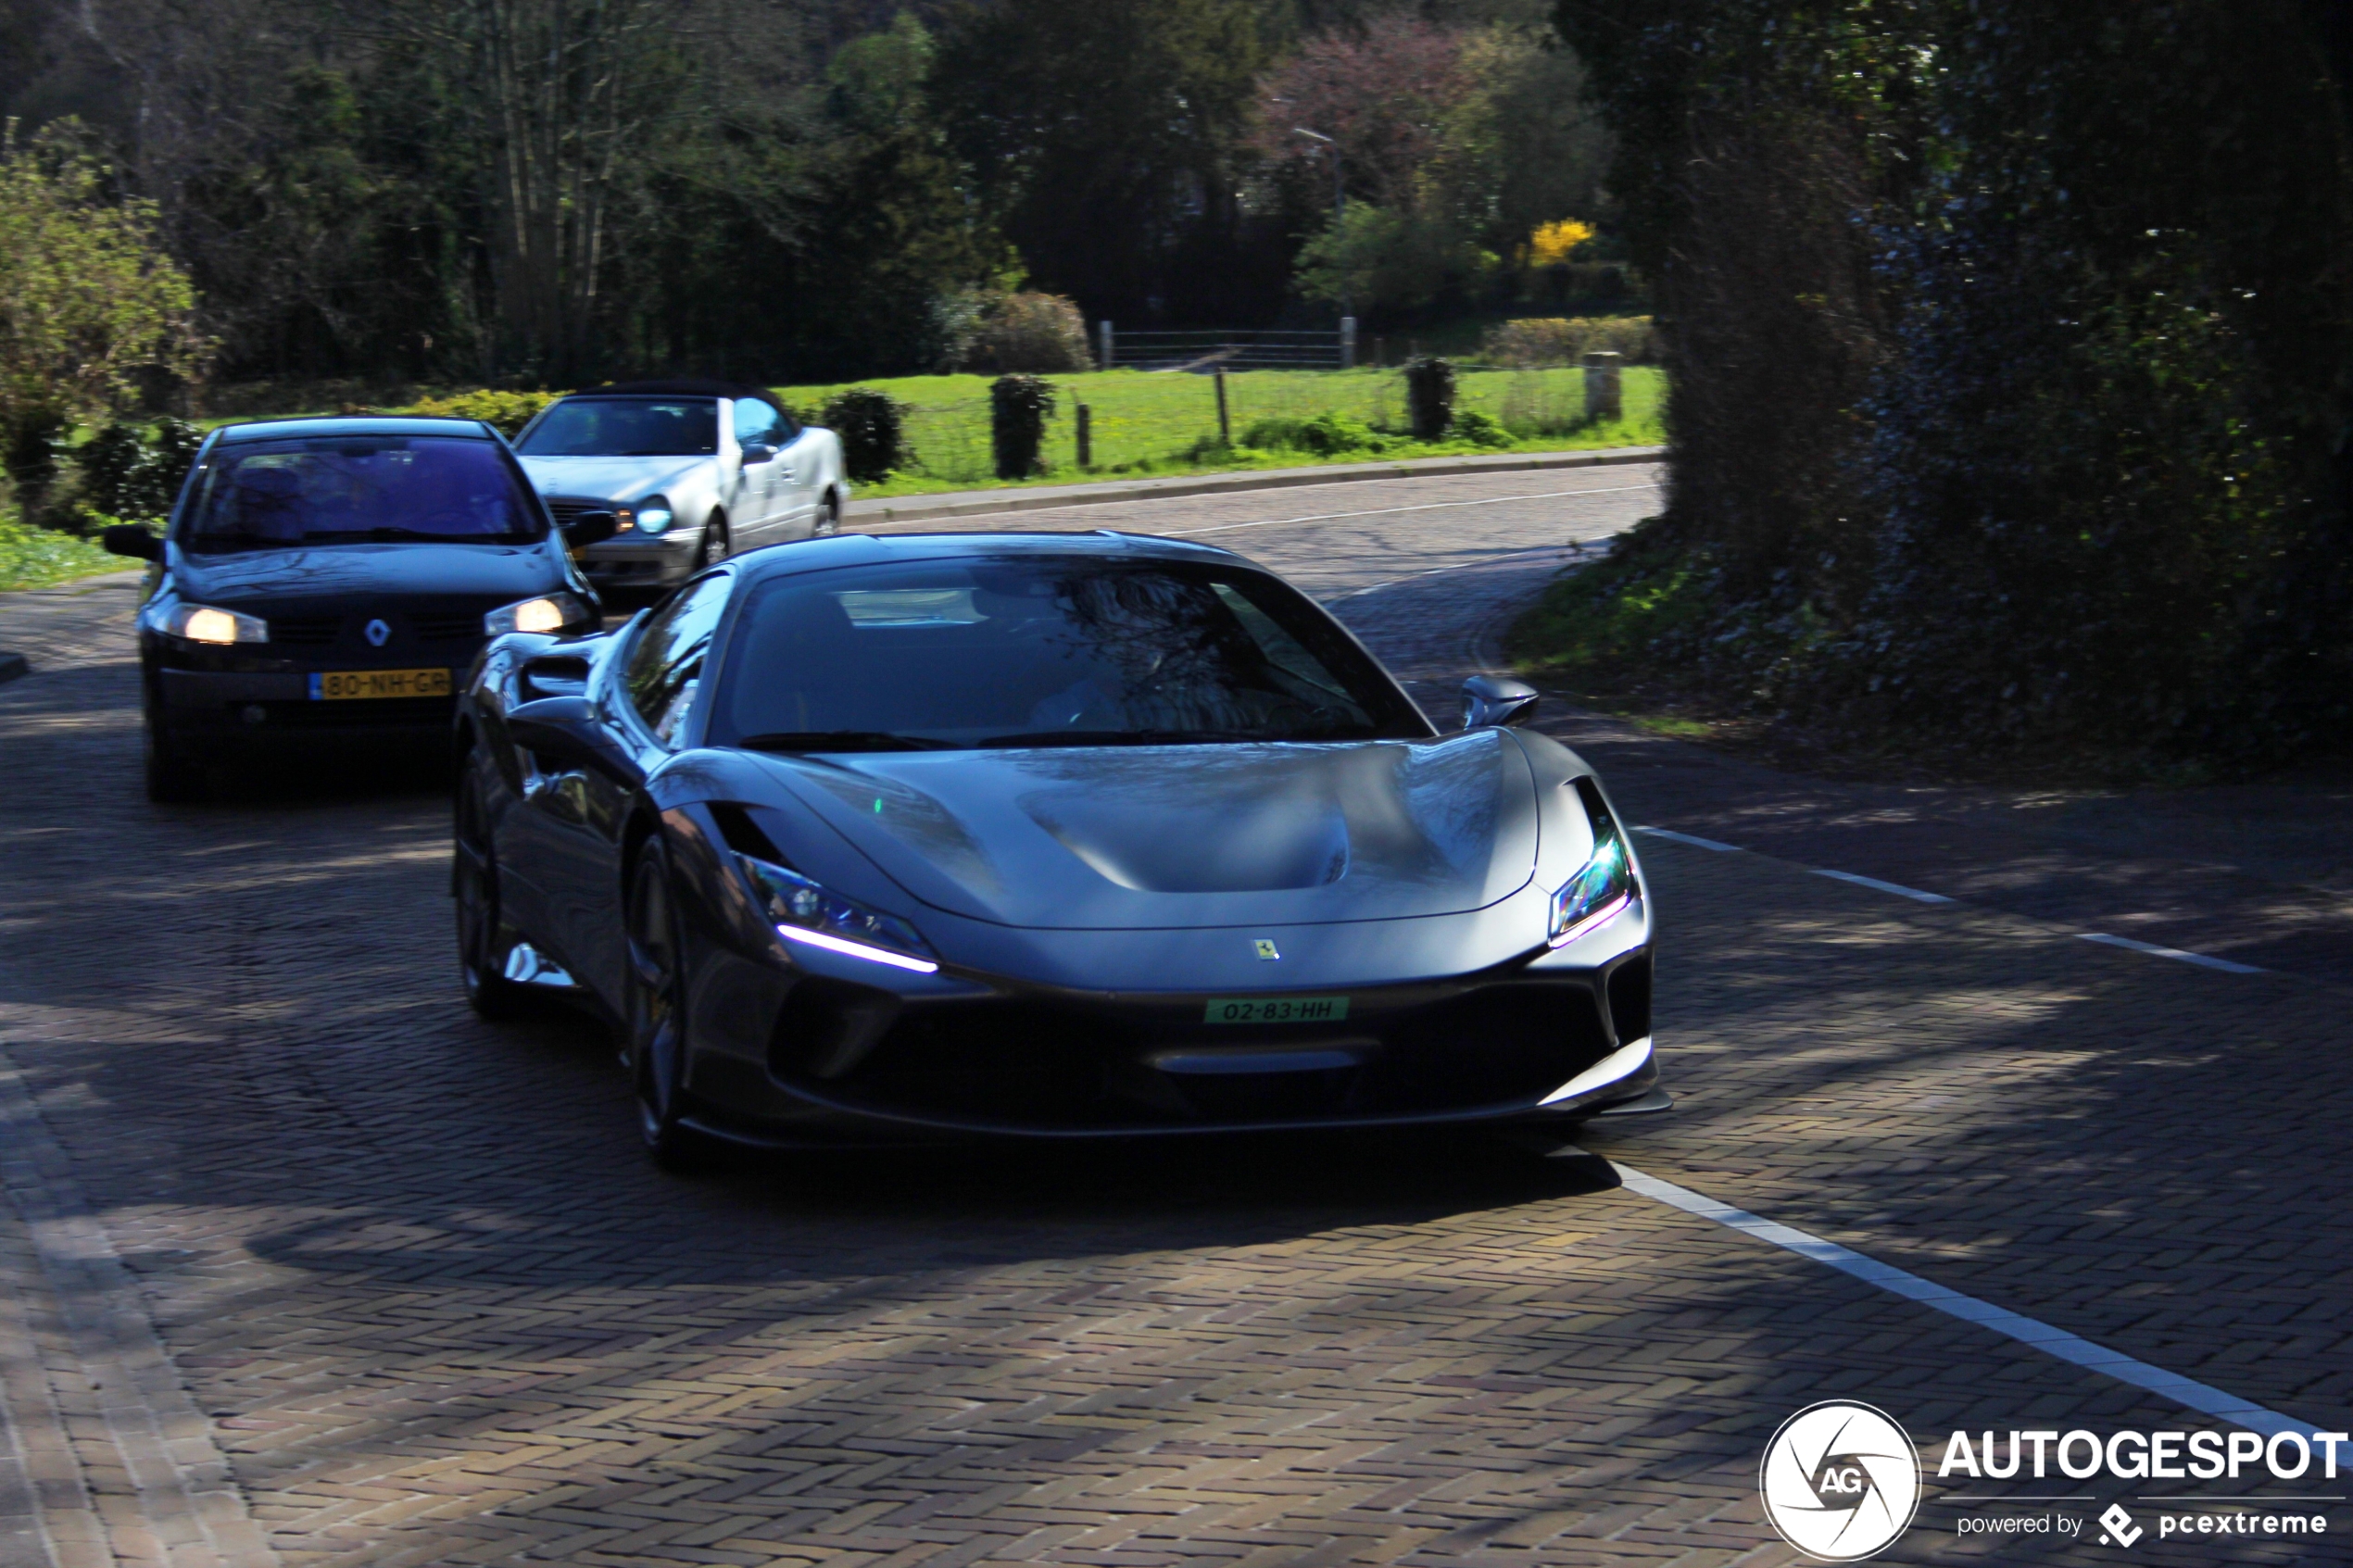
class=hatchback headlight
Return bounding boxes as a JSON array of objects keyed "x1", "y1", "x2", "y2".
[
  {"x1": 162, "y1": 603, "x2": 268, "y2": 645},
  {"x1": 484, "y1": 591, "x2": 589, "y2": 636},
  {"x1": 736, "y1": 852, "x2": 938, "y2": 972},
  {"x1": 633, "y1": 497, "x2": 673, "y2": 536},
  {"x1": 1549, "y1": 791, "x2": 1639, "y2": 947}
]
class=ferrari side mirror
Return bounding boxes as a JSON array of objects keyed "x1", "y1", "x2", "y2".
[
  {"x1": 101, "y1": 523, "x2": 164, "y2": 561},
  {"x1": 561, "y1": 509, "x2": 619, "y2": 549},
  {"x1": 1462, "y1": 674, "x2": 1539, "y2": 729}
]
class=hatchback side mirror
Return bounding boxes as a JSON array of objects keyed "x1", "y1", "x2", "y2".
[
  {"x1": 561, "y1": 509, "x2": 619, "y2": 549},
  {"x1": 101, "y1": 523, "x2": 163, "y2": 561},
  {"x1": 739, "y1": 442, "x2": 776, "y2": 465},
  {"x1": 1462, "y1": 674, "x2": 1540, "y2": 729}
]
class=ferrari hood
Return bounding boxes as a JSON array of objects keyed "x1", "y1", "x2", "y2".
[
  {"x1": 751, "y1": 731, "x2": 1540, "y2": 930},
  {"x1": 518, "y1": 454, "x2": 712, "y2": 502}
]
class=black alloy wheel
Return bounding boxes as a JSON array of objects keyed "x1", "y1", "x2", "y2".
[
  {"x1": 693, "y1": 513, "x2": 729, "y2": 570},
  {"x1": 143, "y1": 719, "x2": 205, "y2": 804},
  {"x1": 812, "y1": 492, "x2": 841, "y2": 538},
  {"x1": 454, "y1": 764, "x2": 529, "y2": 1018},
  {"x1": 625, "y1": 840, "x2": 709, "y2": 1172}
]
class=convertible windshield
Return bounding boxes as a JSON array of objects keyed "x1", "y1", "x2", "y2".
[
  {"x1": 516, "y1": 398, "x2": 718, "y2": 457},
  {"x1": 182, "y1": 436, "x2": 547, "y2": 552},
  {"x1": 710, "y1": 558, "x2": 1429, "y2": 750}
]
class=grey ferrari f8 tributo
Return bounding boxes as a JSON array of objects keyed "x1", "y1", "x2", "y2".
[{"x1": 453, "y1": 530, "x2": 1665, "y2": 1165}]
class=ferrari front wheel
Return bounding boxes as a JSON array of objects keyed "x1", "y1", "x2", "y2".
[{"x1": 624, "y1": 841, "x2": 711, "y2": 1173}]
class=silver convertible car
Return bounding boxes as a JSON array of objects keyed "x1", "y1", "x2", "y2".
[
  {"x1": 512, "y1": 379, "x2": 849, "y2": 592},
  {"x1": 453, "y1": 531, "x2": 1666, "y2": 1166}
]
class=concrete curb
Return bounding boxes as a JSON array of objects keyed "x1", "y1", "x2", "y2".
[
  {"x1": 844, "y1": 445, "x2": 1663, "y2": 527},
  {"x1": 0, "y1": 652, "x2": 24, "y2": 685}
]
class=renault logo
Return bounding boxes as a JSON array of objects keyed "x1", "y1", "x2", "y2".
[
  {"x1": 364, "y1": 618, "x2": 391, "y2": 647},
  {"x1": 1253, "y1": 939, "x2": 1280, "y2": 960}
]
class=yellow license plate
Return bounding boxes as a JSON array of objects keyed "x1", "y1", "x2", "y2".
[{"x1": 309, "y1": 668, "x2": 453, "y2": 700}]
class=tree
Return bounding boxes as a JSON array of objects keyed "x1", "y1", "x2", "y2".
[
  {"x1": 0, "y1": 120, "x2": 205, "y2": 503},
  {"x1": 932, "y1": 0, "x2": 1267, "y2": 323}
]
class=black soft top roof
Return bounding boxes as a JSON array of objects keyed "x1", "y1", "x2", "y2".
[{"x1": 564, "y1": 379, "x2": 786, "y2": 417}]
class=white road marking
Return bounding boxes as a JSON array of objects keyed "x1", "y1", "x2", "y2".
[
  {"x1": 1326, "y1": 543, "x2": 1599, "y2": 603},
  {"x1": 1634, "y1": 826, "x2": 1740, "y2": 852},
  {"x1": 1155, "y1": 482, "x2": 1660, "y2": 539},
  {"x1": 1809, "y1": 868, "x2": 1955, "y2": 904},
  {"x1": 1612, "y1": 1163, "x2": 2333, "y2": 1443},
  {"x1": 2078, "y1": 932, "x2": 2266, "y2": 975}
]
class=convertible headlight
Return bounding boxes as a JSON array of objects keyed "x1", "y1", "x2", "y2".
[
  {"x1": 632, "y1": 497, "x2": 673, "y2": 536},
  {"x1": 736, "y1": 852, "x2": 938, "y2": 973},
  {"x1": 162, "y1": 603, "x2": 268, "y2": 645},
  {"x1": 484, "y1": 591, "x2": 589, "y2": 636},
  {"x1": 1548, "y1": 803, "x2": 1639, "y2": 947}
]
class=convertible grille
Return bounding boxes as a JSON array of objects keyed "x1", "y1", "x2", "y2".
[{"x1": 769, "y1": 978, "x2": 1615, "y2": 1134}]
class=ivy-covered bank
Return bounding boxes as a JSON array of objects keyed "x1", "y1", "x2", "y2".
[{"x1": 1529, "y1": 0, "x2": 2353, "y2": 774}]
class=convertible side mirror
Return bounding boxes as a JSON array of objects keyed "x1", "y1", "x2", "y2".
[
  {"x1": 739, "y1": 442, "x2": 776, "y2": 465},
  {"x1": 561, "y1": 508, "x2": 619, "y2": 549},
  {"x1": 1462, "y1": 674, "x2": 1540, "y2": 729},
  {"x1": 101, "y1": 523, "x2": 163, "y2": 561}
]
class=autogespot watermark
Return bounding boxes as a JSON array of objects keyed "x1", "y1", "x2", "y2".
[{"x1": 1761, "y1": 1406, "x2": 2348, "y2": 1560}]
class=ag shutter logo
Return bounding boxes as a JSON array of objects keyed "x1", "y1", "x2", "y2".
[
  {"x1": 1760, "y1": 1401, "x2": 1922, "y2": 1561},
  {"x1": 2099, "y1": 1503, "x2": 2144, "y2": 1548}
]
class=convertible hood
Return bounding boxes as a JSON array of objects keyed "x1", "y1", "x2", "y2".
[
  {"x1": 751, "y1": 732, "x2": 1540, "y2": 930},
  {"x1": 518, "y1": 454, "x2": 712, "y2": 502},
  {"x1": 170, "y1": 542, "x2": 557, "y2": 608}
]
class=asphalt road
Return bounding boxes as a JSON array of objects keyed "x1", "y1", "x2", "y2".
[{"x1": 2, "y1": 466, "x2": 2349, "y2": 1568}]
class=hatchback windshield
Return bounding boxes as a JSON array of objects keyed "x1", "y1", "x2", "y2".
[
  {"x1": 710, "y1": 558, "x2": 1428, "y2": 750},
  {"x1": 182, "y1": 436, "x2": 547, "y2": 552},
  {"x1": 516, "y1": 398, "x2": 718, "y2": 457}
]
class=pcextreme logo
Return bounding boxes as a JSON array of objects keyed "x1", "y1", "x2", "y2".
[{"x1": 1759, "y1": 1401, "x2": 1923, "y2": 1561}]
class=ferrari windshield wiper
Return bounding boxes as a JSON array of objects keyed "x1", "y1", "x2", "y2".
[
  {"x1": 736, "y1": 731, "x2": 963, "y2": 753},
  {"x1": 976, "y1": 728, "x2": 1273, "y2": 748}
]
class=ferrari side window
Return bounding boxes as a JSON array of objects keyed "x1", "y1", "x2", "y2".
[{"x1": 625, "y1": 572, "x2": 733, "y2": 744}]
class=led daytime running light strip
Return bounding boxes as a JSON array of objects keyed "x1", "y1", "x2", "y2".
[
  {"x1": 775, "y1": 922, "x2": 940, "y2": 973},
  {"x1": 1551, "y1": 889, "x2": 1635, "y2": 948}
]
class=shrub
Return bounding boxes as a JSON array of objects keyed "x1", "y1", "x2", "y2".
[
  {"x1": 959, "y1": 293, "x2": 1092, "y2": 374},
  {"x1": 817, "y1": 387, "x2": 910, "y2": 483},
  {"x1": 1403, "y1": 357, "x2": 1456, "y2": 441},
  {"x1": 1450, "y1": 409, "x2": 1515, "y2": 449},
  {"x1": 406, "y1": 387, "x2": 563, "y2": 437},
  {"x1": 1480, "y1": 316, "x2": 1656, "y2": 367},
  {"x1": 1239, "y1": 412, "x2": 1391, "y2": 457},
  {"x1": 989, "y1": 374, "x2": 1057, "y2": 479},
  {"x1": 75, "y1": 417, "x2": 201, "y2": 522}
]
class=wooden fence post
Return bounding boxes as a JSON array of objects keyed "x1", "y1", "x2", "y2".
[
  {"x1": 1214, "y1": 370, "x2": 1230, "y2": 445},
  {"x1": 1076, "y1": 403, "x2": 1092, "y2": 469}
]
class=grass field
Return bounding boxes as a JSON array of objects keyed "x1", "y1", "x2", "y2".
[
  {"x1": 0, "y1": 519, "x2": 121, "y2": 594},
  {"x1": 774, "y1": 365, "x2": 1665, "y2": 497}
]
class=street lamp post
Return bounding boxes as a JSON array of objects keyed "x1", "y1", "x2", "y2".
[{"x1": 1292, "y1": 127, "x2": 1353, "y2": 364}]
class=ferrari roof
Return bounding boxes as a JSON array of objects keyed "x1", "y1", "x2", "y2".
[{"x1": 734, "y1": 529, "x2": 1247, "y2": 585}]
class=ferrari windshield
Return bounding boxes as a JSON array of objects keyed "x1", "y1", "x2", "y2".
[
  {"x1": 182, "y1": 436, "x2": 547, "y2": 552},
  {"x1": 516, "y1": 397, "x2": 718, "y2": 457},
  {"x1": 710, "y1": 557, "x2": 1428, "y2": 750}
]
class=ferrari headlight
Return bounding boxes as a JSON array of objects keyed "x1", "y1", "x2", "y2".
[
  {"x1": 163, "y1": 603, "x2": 269, "y2": 645},
  {"x1": 484, "y1": 591, "x2": 589, "y2": 636},
  {"x1": 736, "y1": 852, "x2": 938, "y2": 973},
  {"x1": 1548, "y1": 825, "x2": 1638, "y2": 947},
  {"x1": 634, "y1": 497, "x2": 673, "y2": 536}
]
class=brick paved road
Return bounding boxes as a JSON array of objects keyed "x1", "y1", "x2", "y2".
[{"x1": 3, "y1": 467, "x2": 2350, "y2": 1567}]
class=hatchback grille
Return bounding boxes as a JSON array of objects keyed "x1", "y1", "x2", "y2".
[
  {"x1": 270, "y1": 615, "x2": 341, "y2": 646},
  {"x1": 412, "y1": 611, "x2": 483, "y2": 643}
]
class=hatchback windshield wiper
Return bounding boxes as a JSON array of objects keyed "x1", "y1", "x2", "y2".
[{"x1": 736, "y1": 731, "x2": 963, "y2": 753}]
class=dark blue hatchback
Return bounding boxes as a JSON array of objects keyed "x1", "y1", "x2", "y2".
[{"x1": 102, "y1": 416, "x2": 614, "y2": 800}]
